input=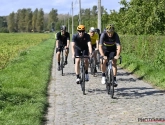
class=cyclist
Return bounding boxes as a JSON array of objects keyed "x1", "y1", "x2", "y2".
[
  {"x1": 94, "y1": 28, "x2": 101, "y2": 39},
  {"x1": 56, "y1": 25, "x2": 70, "y2": 71},
  {"x1": 71, "y1": 25, "x2": 92, "y2": 84},
  {"x1": 88, "y1": 27, "x2": 99, "y2": 74},
  {"x1": 99, "y1": 24, "x2": 121, "y2": 86}
]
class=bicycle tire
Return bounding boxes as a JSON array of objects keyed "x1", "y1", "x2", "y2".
[
  {"x1": 81, "y1": 67, "x2": 85, "y2": 95},
  {"x1": 97, "y1": 53, "x2": 101, "y2": 70},
  {"x1": 110, "y1": 68, "x2": 114, "y2": 98},
  {"x1": 61, "y1": 52, "x2": 64, "y2": 76},
  {"x1": 90, "y1": 58, "x2": 94, "y2": 75},
  {"x1": 106, "y1": 69, "x2": 110, "y2": 94},
  {"x1": 91, "y1": 58, "x2": 96, "y2": 76}
]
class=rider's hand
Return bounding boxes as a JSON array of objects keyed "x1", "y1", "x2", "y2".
[
  {"x1": 89, "y1": 53, "x2": 93, "y2": 58},
  {"x1": 114, "y1": 55, "x2": 120, "y2": 60}
]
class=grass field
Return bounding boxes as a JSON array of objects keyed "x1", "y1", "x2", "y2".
[{"x1": 0, "y1": 33, "x2": 55, "y2": 125}]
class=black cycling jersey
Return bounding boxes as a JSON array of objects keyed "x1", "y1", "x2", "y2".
[
  {"x1": 72, "y1": 33, "x2": 91, "y2": 50},
  {"x1": 56, "y1": 31, "x2": 70, "y2": 47},
  {"x1": 99, "y1": 31, "x2": 120, "y2": 51}
]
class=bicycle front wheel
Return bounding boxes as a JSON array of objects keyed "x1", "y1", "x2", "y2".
[
  {"x1": 61, "y1": 55, "x2": 64, "y2": 76},
  {"x1": 106, "y1": 69, "x2": 110, "y2": 94},
  {"x1": 81, "y1": 67, "x2": 85, "y2": 95},
  {"x1": 110, "y1": 69, "x2": 114, "y2": 98}
]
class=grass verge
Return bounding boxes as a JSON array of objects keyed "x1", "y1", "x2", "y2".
[{"x1": 0, "y1": 37, "x2": 55, "y2": 125}]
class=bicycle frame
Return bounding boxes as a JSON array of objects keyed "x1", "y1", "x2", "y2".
[
  {"x1": 101, "y1": 56, "x2": 122, "y2": 98},
  {"x1": 74, "y1": 54, "x2": 89, "y2": 95}
]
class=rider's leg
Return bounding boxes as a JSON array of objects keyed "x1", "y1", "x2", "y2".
[
  {"x1": 112, "y1": 58, "x2": 118, "y2": 87},
  {"x1": 101, "y1": 59, "x2": 107, "y2": 84},
  {"x1": 75, "y1": 58, "x2": 80, "y2": 75},
  {"x1": 56, "y1": 48, "x2": 61, "y2": 70},
  {"x1": 75, "y1": 49, "x2": 81, "y2": 83},
  {"x1": 64, "y1": 47, "x2": 69, "y2": 64}
]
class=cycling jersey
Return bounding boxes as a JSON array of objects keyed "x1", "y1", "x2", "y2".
[
  {"x1": 99, "y1": 31, "x2": 120, "y2": 51},
  {"x1": 88, "y1": 32, "x2": 99, "y2": 45},
  {"x1": 56, "y1": 31, "x2": 70, "y2": 47},
  {"x1": 72, "y1": 33, "x2": 91, "y2": 50}
]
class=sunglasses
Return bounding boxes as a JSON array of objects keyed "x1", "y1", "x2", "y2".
[
  {"x1": 78, "y1": 30, "x2": 85, "y2": 33},
  {"x1": 106, "y1": 31, "x2": 114, "y2": 33}
]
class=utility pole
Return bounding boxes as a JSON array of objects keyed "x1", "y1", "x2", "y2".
[
  {"x1": 98, "y1": 0, "x2": 101, "y2": 31},
  {"x1": 72, "y1": 1, "x2": 74, "y2": 35},
  {"x1": 68, "y1": 12, "x2": 70, "y2": 32},
  {"x1": 79, "y1": 0, "x2": 81, "y2": 25}
]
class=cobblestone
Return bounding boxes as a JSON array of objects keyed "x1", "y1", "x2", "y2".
[{"x1": 45, "y1": 49, "x2": 165, "y2": 125}]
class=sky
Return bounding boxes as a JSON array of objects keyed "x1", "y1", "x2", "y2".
[{"x1": 0, "y1": 0, "x2": 124, "y2": 16}]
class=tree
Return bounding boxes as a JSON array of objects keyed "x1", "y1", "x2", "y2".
[
  {"x1": 48, "y1": 8, "x2": 58, "y2": 31},
  {"x1": 8, "y1": 12, "x2": 15, "y2": 32},
  {"x1": 36, "y1": 8, "x2": 44, "y2": 32}
]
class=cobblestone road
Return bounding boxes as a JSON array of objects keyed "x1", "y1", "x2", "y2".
[{"x1": 45, "y1": 49, "x2": 165, "y2": 125}]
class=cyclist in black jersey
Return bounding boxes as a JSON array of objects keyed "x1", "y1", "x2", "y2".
[
  {"x1": 71, "y1": 25, "x2": 92, "y2": 84},
  {"x1": 56, "y1": 25, "x2": 70, "y2": 71},
  {"x1": 99, "y1": 24, "x2": 121, "y2": 86}
]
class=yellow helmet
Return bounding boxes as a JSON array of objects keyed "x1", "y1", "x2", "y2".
[
  {"x1": 77, "y1": 25, "x2": 85, "y2": 31},
  {"x1": 106, "y1": 24, "x2": 114, "y2": 32}
]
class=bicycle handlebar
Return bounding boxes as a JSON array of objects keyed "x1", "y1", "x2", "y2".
[{"x1": 100, "y1": 56, "x2": 122, "y2": 64}]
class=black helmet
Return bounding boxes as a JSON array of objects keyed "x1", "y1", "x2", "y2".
[
  {"x1": 95, "y1": 28, "x2": 100, "y2": 34},
  {"x1": 60, "y1": 25, "x2": 66, "y2": 31}
]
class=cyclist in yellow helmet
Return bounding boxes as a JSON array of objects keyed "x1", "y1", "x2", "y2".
[
  {"x1": 99, "y1": 24, "x2": 121, "y2": 86},
  {"x1": 88, "y1": 27, "x2": 99, "y2": 74},
  {"x1": 71, "y1": 25, "x2": 92, "y2": 84}
]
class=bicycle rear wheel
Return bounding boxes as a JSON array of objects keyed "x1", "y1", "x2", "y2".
[
  {"x1": 90, "y1": 58, "x2": 96, "y2": 76},
  {"x1": 97, "y1": 53, "x2": 101, "y2": 70},
  {"x1": 110, "y1": 69, "x2": 114, "y2": 98}
]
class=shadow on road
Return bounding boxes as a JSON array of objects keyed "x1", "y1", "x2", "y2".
[{"x1": 115, "y1": 87, "x2": 165, "y2": 99}]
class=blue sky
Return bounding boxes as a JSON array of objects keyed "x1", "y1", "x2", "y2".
[{"x1": 0, "y1": 0, "x2": 124, "y2": 16}]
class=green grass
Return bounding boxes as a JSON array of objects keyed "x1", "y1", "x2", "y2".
[
  {"x1": 119, "y1": 35, "x2": 165, "y2": 89},
  {"x1": 0, "y1": 37, "x2": 55, "y2": 125}
]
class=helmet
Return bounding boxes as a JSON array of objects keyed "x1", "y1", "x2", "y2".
[
  {"x1": 60, "y1": 25, "x2": 66, "y2": 31},
  {"x1": 95, "y1": 28, "x2": 100, "y2": 34},
  {"x1": 89, "y1": 27, "x2": 95, "y2": 32},
  {"x1": 77, "y1": 25, "x2": 85, "y2": 31},
  {"x1": 106, "y1": 24, "x2": 114, "y2": 32}
]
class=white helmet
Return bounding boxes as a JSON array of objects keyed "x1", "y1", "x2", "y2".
[{"x1": 89, "y1": 27, "x2": 95, "y2": 32}]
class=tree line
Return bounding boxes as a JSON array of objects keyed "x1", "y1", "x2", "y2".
[{"x1": 0, "y1": 0, "x2": 165, "y2": 35}]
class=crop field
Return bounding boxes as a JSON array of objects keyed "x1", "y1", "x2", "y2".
[{"x1": 0, "y1": 33, "x2": 50, "y2": 69}]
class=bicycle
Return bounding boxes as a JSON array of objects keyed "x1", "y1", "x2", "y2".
[
  {"x1": 101, "y1": 55, "x2": 121, "y2": 98},
  {"x1": 59, "y1": 46, "x2": 67, "y2": 76},
  {"x1": 74, "y1": 52, "x2": 89, "y2": 95},
  {"x1": 96, "y1": 50, "x2": 101, "y2": 71},
  {"x1": 89, "y1": 50, "x2": 97, "y2": 77}
]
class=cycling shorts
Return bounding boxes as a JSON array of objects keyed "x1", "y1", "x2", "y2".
[{"x1": 75, "y1": 48, "x2": 89, "y2": 57}]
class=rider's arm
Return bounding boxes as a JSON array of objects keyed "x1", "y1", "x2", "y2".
[
  {"x1": 71, "y1": 42, "x2": 75, "y2": 56},
  {"x1": 99, "y1": 45, "x2": 104, "y2": 56},
  {"x1": 115, "y1": 33, "x2": 121, "y2": 57},
  {"x1": 71, "y1": 34, "x2": 76, "y2": 57},
  {"x1": 116, "y1": 45, "x2": 121, "y2": 56},
  {"x1": 56, "y1": 32, "x2": 59, "y2": 48},
  {"x1": 87, "y1": 34, "x2": 92, "y2": 54},
  {"x1": 99, "y1": 33, "x2": 104, "y2": 57},
  {"x1": 87, "y1": 42, "x2": 92, "y2": 54},
  {"x1": 96, "y1": 34, "x2": 99, "y2": 50},
  {"x1": 66, "y1": 32, "x2": 70, "y2": 48}
]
